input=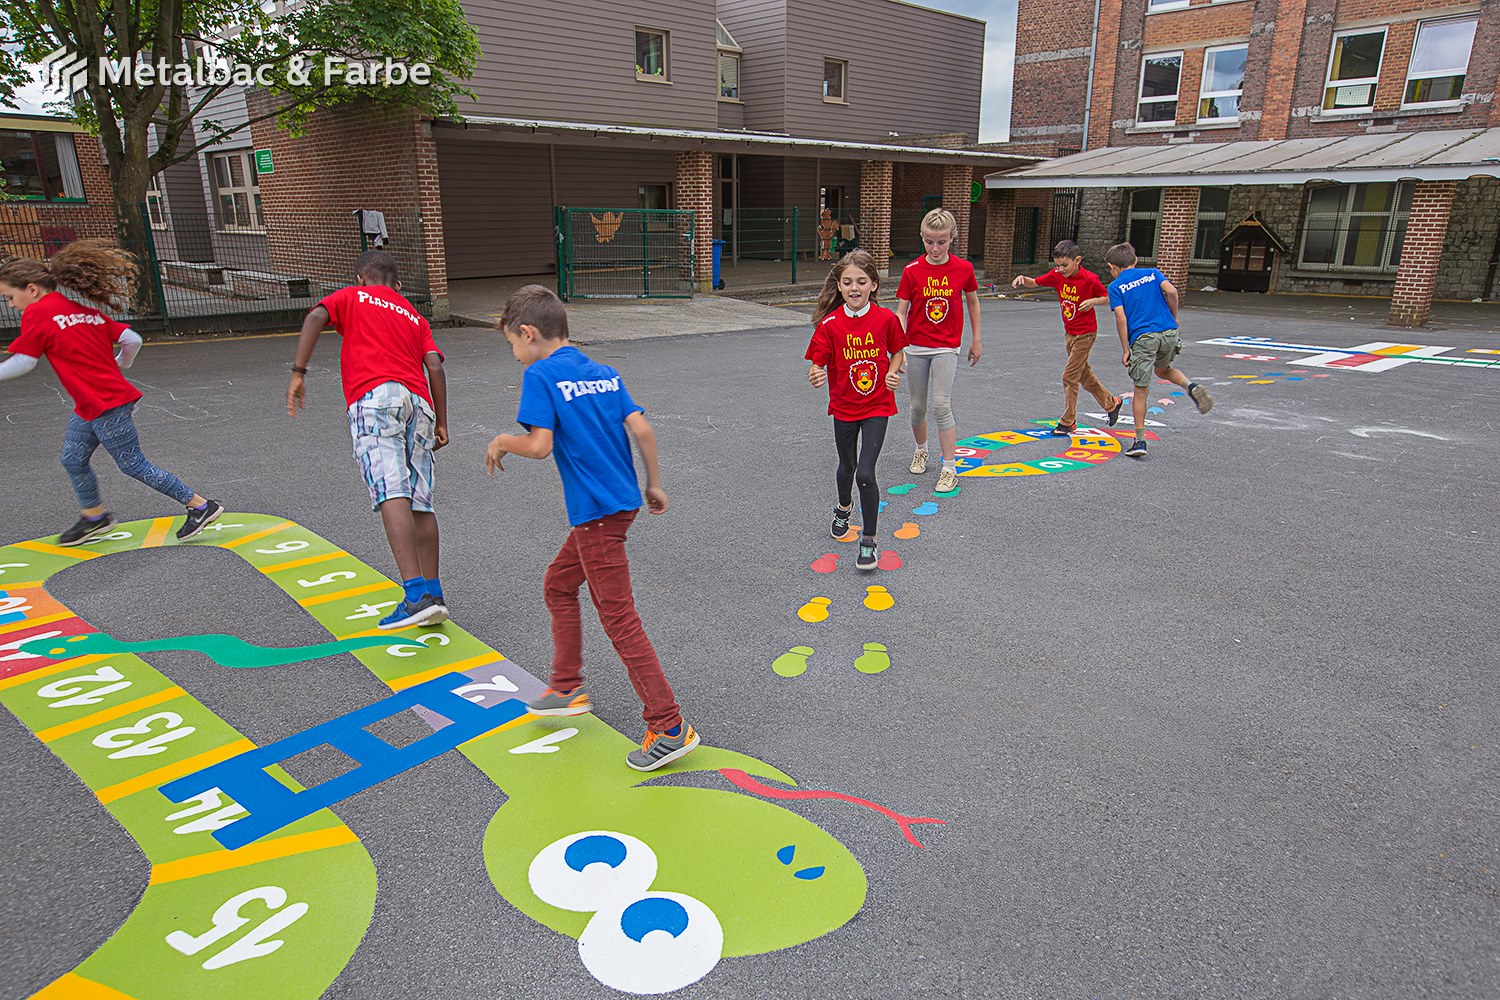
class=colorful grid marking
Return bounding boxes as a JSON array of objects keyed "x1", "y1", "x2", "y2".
[{"x1": 953, "y1": 425, "x2": 1128, "y2": 478}]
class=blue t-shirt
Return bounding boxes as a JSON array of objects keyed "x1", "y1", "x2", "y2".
[
  {"x1": 516, "y1": 346, "x2": 645, "y2": 526},
  {"x1": 1107, "y1": 267, "x2": 1178, "y2": 344}
]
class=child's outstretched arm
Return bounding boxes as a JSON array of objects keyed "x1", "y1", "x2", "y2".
[
  {"x1": 423, "y1": 351, "x2": 448, "y2": 449},
  {"x1": 485, "y1": 426, "x2": 552, "y2": 474},
  {"x1": 287, "y1": 305, "x2": 328, "y2": 416},
  {"x1": 624, "y1": 410, "x2": 667, "y2": 514},
  {"x1": 0, "y1": 352, "x2": 39, "y2": 383},
  {"x1": 115, "y1": 329, "x2": 143, "y2": 369},
  {"x1": 1010, "y1": 274, "x2": 1039, "y2": 289}
]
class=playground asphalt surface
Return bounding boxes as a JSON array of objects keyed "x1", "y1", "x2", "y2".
[{"x1": 2, "y1": 294, "x2": 1498, "y2": 998}]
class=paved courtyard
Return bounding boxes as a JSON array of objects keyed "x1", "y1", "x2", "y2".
[{"x1": 1, "y1": 293, "x2": 1497, "y2": 998}]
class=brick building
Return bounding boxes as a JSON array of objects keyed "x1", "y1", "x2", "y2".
[{"x1": 989, "y1": 0, "x2": 1500, "y2": 326}]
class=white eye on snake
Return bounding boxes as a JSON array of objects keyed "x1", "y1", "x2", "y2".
[
  {"x1": 578, "y1": 891, "x2": 724, "y2": 995},
  {"x1": 528, "y1": 831, "x2": 657, "y2": 913}
]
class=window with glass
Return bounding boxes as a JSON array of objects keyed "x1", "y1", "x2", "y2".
[
  {"x1": 1191, "y1": 188, "x2": 1230, "y2": 265},
  {"x1": 146, "y1": 175, "x2": 167, "y2": 229},
  {"x1": 1199, "y1": 45, "x2": 1247, "y2": 122},
  {"x1": 1404, "y1": 17, "x2": 1476, "y2": 106},
  {"x1": 717, "y1": 20, "x2": 741, "y2": 100},
  {"x1": 1323, "y1": 28, "x2": 1385, "y2": 111},
  {"x1": 635, "y1": 28, "x2": 668, "y2": 80},
  {"x1": 1299, "y1": 182, "x2": 1412, "y2": 271},
  {"x1": 209, "y1": 151, "x2": 264, "y2": 232},
  {"x1": 0, "y1": 130, "x2": 85, "y2": 201},
  {"x1": 1137, "y1": 53, "x2": 1182, "y2": 125},
  {"x1": 1147, "y1": 0, "x2": 1190, "y2": 9},
  {"x1": 638, "y1": 183, "x2": 672, "y2": 210},
  {"x1": 1126, "y1": 189, "x2": 1161, "y2": 259},
  {"x1": 823, "y1": 59, "x2": 847, "y2": 102}
]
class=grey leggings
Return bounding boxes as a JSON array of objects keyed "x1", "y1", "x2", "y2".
[{"x1": 906, "y1": 351, "x2": 959, "y2": 441}]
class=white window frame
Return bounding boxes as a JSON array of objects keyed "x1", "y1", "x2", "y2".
[
  {"x1": 823, "y1": 58, "x2": 847, "y2": 104},
  {"x1": 634, "y1": 26, "x2": 669, "y2": 83},
  {"x1": 1402, "y1": 16, "x2": 1476, "y2": 109},
  {"x1": 1298, "y1": 182, "x2": 1412, "y2": 273},
  {"x1": 1147, "y1": 0, "x2": 1190, "y2": 11},
  {"x1": 1137, "y1": 51, "x2": 1183, "y2": 126},
  {"x1": 1198, "y1": 44, "x2": 1247, "y2": 123},
  {"x1": 1323, "y1": 27, "x2": 1386, "y2": 114},
  {"x1": 718, "y1": 50, "x2": 741, "y2": 101},
  {"x1": 209, "y1": 150, "x2": 264, "y2": 233},
  {"x1": 146, "y1": 174, "x2": 167, "y2": 229}
]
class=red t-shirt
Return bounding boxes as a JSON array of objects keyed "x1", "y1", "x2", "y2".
[
  {"x1": 8, "y1": 291, "x2": 142, "y2": 420},
  {"x1": 805, "y1": 304, "x2": 908, "y2": 421},
  {"x1": 1036, "y1": 266, "x2": 1108, "y2": 336},
  {"x1": 319, "y1": 286, "x2": 443, "y2": 407},
  {"x1": 896, "y1": 255, "x2": 978, "y2": 349}
]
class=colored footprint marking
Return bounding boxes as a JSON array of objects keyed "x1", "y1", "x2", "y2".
[
  {"x1": 912, "y1": 502, "x2": 939, "y2": 516},
  {"x1": 878, "y1": 500, "x2": 888, "y2": 512},
  {"x1": 1170, "y1": 391, "x2": 1185, "y2": 397},
  {"x1": 887, "y1": 484, "x2": 917, "y2": 495},
  {"x1": 810, "y1": 553, "x2": 840, "y2": 573},
  {"x1": 934, "y1": 485, "x2": 960, "y2": 498},
  {"x1": 837, "y1": 527, "x2": 861, "y2": 542},
  {"x1": 1147, "y1": 406, "x2": 1165, "y2": 414},
  {"x1": 863, "y1": 586, "x2": 894, "y2": 612},
  {"x1": 854, "y1": 643, "x2": 891, "y2": 675},
  {"x1": 1248, "y1": 380, "x2": 1275, "y2": 385},
  {"x1": 774, "y1": 645, "x2": 815, "y2": 677},
  {"x1": 893, "y1": 522, "x2": 921, "y2": 540},
  {"x1": 20, "y1": 630, "x2": 424, "y2": 668},
  {"x1": 797, "y1": 597, "x2": 832, "y2": 623},
  {"x1": 876, "y1": 550, "x2": 902, "y2": 571},
  {"x1": 1157, "y1": 398, "x2": 1174, "y2": 406}
]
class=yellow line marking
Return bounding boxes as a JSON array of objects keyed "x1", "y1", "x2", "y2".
[
  {"x1": 0, "y1": 610, "x2": 73, "y2": 636},
  {"x1": 259, "y1": 550, "x2": 345, "y2": 574},
  {"x1": 220, "y1": 520, "x2": 294, "y2": 549},
  {"x1": 12, "y1": 539, "x2": 101, "y2": 560},
  {"x1": 150, "y1": 825, "x2": 360, "y2": 885},
  {"x1": 36, "y1": 686, "x2": 186, "y2": 743},
  {"x1": 298, "y1": 581, "x2": 397, "y2": 607},
  {"x1": 31, "y1": 972, "x2": 142, "y2": 1000},
  {"x1": 1371, "y1": 344, "x2": 1422, "y2": 356},
  {"x1": 2, "y1": 580, "x2": 44, "y2": 589},
  {"x1": 140, "y1": 516, "x2": 175, "y2": 549},
  {"x1": 0, "y1": 654, "x2": 111, "y2": 692},
  {"x1": 387, "y1": 652, "x2": 505, "y2": 692},
  {"x1": 96, "y1": 738, "x2": 256, "y2": 805},
  {"x1": 460, "y1": 712, "x2": 536, "y2": 747}
]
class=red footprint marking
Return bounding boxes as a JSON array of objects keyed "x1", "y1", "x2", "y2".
[
  {"x1": 877, "y1": 550, "x2": 902, "y2": 570},
  {"x1": 810, "y1": 553, "x2": 840, "y2": 573}
]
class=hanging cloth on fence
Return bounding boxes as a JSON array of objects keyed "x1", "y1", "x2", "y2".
[{"x1": 353, "y1": 209, "x2": 389, "y2": 248}]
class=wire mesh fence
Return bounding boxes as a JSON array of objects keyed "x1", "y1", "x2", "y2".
[
  {"x1": 556, "y1": 207, "x2": 694, "y2": 300},
  {"x1": 0, "y1": 203, "x2": 432, "y2": 336}
]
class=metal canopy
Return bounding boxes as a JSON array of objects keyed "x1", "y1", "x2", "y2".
[{"x1": 986, "y1": 128, "x2": 1500, "y2": 188}]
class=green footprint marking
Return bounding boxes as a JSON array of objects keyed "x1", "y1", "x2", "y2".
[
  {"x1": 773, "y1": 645, "x2": 815, "y2": 677},
  {"x1": 934, "y1": 485, "x2": 960, "y2": 497},
  {"x1": 19, "y1": 631, "x2": 424, "y2": 669},
  {"x1": 887, "y1": 484, "x2": 917, "y2": 495},
  {"x1": 854, "y1": 643, "x2": 891, "y2": 674}
]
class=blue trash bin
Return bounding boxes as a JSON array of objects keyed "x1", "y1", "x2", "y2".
[{"x1": 712, "y1": 239, "x2": 725, "y2": 290}]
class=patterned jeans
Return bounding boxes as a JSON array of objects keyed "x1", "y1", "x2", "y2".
[{"x1": 60, "y1": 402, "x2": 194, "y2": 509}]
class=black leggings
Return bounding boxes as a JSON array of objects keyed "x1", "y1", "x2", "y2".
[{"x1": 834, "y1": 416, "x2": 888, "y2": 537}]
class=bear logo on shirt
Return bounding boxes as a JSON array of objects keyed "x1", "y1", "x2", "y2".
[
  {"x1": 849, "y1": 359, "x2": 878, "y2": 395},
  {"x1": 925, "y1": 297, "x2": 950, "y2": 324}
]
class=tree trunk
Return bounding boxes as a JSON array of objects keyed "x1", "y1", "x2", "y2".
[{"x1": 107, "y1": 129, "x2": 164, "y2": 324}]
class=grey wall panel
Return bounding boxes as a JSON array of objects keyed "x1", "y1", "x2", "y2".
[
  {"x1": 553, "y1": 148, "x2": 677, "y2": 207},
  {"x1": 719, "y1": 0, "x2": 788, "y2": 132},
  {"x1": 437, "y1": 137, "x2": 554, "y2": 278}
]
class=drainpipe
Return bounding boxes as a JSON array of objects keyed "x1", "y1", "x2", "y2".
[{"x1": 1080, "y1": 0, "x2": 1104, "y2": 152}]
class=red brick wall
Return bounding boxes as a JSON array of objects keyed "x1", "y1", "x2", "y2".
[
  {"x1": 860, "y1": 160, "x2": 894, "y2": 274},
  {"x1": 941, "y1": 164, "x2": 973, "y2": 259},
  {"x1": 675, "y1": 151, "x2": 713, "y2": 291},
  {"x1": 1156, "y1": 186, "x2": 1199, "y2": 292},
  {"x1": 1389, "y1": 180, "x2": 1455, "y2": 327},
  {"x1": 0, "y1": 134, "x2": 121, "y2": 260},
  {"x1": 1011, "y1": 0, "x2": 1094, "y2": 154},
  {"x1": 982, "y1": 189, "x2": 1016, "y2": 277}
]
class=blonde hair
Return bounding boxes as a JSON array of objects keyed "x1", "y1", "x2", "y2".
[
  {"x1": 812, "y1": 250, "x2": 882, "y2": 323},
  {"x1": 920, "y1": 208, "x2": 958, "y2": 238},
  {"x1": 0, "y1": 240, "x2": 139, "y2": 309}
]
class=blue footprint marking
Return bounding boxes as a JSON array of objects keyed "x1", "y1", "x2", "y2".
[
  {"x1": 912, "y1": 501, "x2": 939, "y2": 516},
  {"x1": 1147, "y1": 406, "x2": 1165, "y2": 414},
  {"x1": 878, "y1": 500, "x2": 888, "y2": 512},
  {"x1": 1170, "y1": 391, "x2": 1185, "y2": 397}
]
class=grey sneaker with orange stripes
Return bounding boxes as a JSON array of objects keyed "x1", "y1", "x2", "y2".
[
  {"x1": 526, "y1": 687, "x2": 593, "y2": 716},
  {"x1": 626, "y1": 723, "x2": 700, "y2": 771}
]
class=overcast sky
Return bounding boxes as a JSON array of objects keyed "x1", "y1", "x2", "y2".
[{"x1": 6, "y1": 1, "x2": 1018, "y2": 139}]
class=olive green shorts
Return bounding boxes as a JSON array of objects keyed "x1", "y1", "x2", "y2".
[{"x1": 1128, "y1": 329, "x2": 1181, "y2": 388}]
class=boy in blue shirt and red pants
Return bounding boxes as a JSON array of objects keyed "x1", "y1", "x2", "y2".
[{"x1": 484, "y1": 284, "x2": 697, "y2": 771}]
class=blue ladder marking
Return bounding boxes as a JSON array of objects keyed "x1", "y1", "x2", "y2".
[{"x1": 161, "y1": 672, "x2": 528, "y2": 849}]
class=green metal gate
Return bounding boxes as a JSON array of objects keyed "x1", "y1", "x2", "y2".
[{"x1": 555, "y1": 207, "x2": 695, "y2": 300}]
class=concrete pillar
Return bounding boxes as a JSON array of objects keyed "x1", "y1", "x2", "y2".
[
  {"x1": 859, "y1": 159, "x2": 894, "y2": 275},
  {"x1": 1389, "y1": 180, "x2": 1457, "y2": 328},
  {"x1": 676, "y1": 150, "x2": 714, "y2": 292},
  {"x1": 982, "y1": 189, "x2": 1016, "y2": 278},
  {"x1": 1156, "y1": 186, "x2": 1200, "y2": 293},
  {"x1": 413, "y1": 119, "x2": 449, "y2": 322},
  {"x1": 941, "y1": 164, "x2": 973, "y2": 259}
]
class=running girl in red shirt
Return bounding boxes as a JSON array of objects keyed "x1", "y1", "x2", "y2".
[
  {"x1": 0, "y1": 241, "x2": 223, "y2": 544},
  {"x1": 805, "y1": 250, "x2": 907, "y2": 572}
]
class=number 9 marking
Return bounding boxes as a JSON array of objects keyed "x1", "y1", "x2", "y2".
[{"x1": 255, "y1": 540, "x2": 309, "y2": 555}]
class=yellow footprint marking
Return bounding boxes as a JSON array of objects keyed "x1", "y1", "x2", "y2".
[
  {"x1": 797, "y1": 597, "x2": 832, "y2": 622},
  {"x1": 863, "y1": 585, "x2": 894, "y2": 612}
]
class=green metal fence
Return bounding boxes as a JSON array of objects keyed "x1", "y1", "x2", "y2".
[{"x1": 555, "y1": 207, "x2": 694, "y2": 300}]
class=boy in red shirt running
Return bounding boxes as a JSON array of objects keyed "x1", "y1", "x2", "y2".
[
  {"x1": 0, "y1": 241, "x2": 223, "y2": 544},
  {"x1": 287, "y1": 250, "x2": 450, "y2": 630},
  {"x1": 1012, "y1": 240, "x2": 1124, "y2": 435},
  {"x1": 806, "y1": 250, "x2": 906, "y2": 572}
]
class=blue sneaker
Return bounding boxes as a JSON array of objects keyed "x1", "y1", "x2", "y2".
[{"x1": 378, "y1": 594, "x2": 447, "y2": 630}]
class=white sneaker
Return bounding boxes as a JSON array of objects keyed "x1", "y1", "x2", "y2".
[
  {"x1": 910, "y1": 449, "x2": 929, "y2": 475},
  {"x1": 935, "y1": 466, "x2": 959, "y2": 493}
]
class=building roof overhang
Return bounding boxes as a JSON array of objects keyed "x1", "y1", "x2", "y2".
[
  {"x1": 984, "y1": 128, "x2": 1500, "y2": 188},
  {"x1": 440, "y1": 116, "x2": 1042, "y2": 167}
]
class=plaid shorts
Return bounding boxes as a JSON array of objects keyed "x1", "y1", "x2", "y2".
[{"x1": 347, "y1": 381, "x2": 436, "y2": 512}]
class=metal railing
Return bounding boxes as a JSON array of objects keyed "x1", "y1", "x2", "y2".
[{"x1": 555, "y1": 207, "x2": 694, "y2": 300}]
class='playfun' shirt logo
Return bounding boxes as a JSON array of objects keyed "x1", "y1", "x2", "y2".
[
  {"x1": 556, "y1": 377, "x2": 622, "y2": 402},
  {"x1": 355, "y1": 290, "x2": 421, "y2": 325},
  {"x1": 51, "y1": 312, "x2": 108, "y2": 331}
]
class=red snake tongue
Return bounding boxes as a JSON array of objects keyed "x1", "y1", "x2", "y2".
[{"x1": 718, "y1": 768, "x2": 947, "y2": 849}]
